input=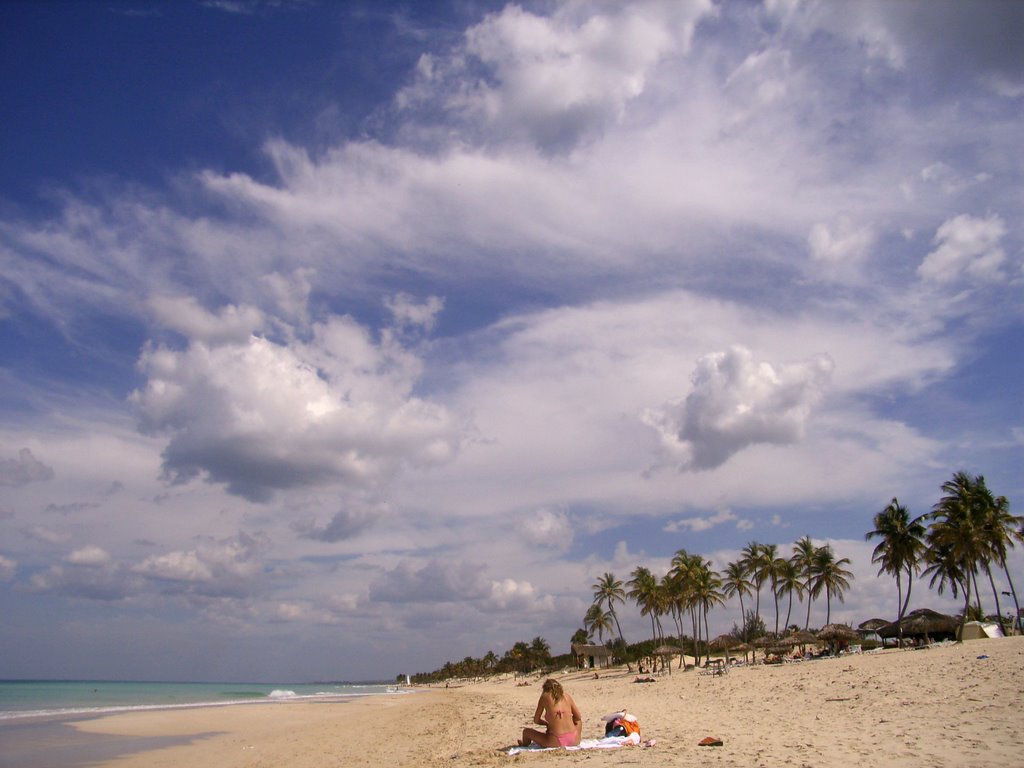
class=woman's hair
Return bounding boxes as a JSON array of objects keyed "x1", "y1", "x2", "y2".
[{"x1": 542, "y1": 678, "x2": 564, "y2": 701}]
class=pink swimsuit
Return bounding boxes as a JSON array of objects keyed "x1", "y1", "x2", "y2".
[{"x1": 556, "y1": 731, "x2": 577, "y2": 747}]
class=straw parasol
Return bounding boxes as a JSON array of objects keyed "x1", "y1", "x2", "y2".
[
  {"x1": 858, "y1": 618, "x2": 890, "y2": 632},
  {"x1": 652, "y1": 645, "x2": 682, "y2": 675},
  {"x1": 878, "y1": 608, "x2": 959, "y2": 643},
  {"x1": 728, "y1": 642, "x2": 753, "y2": 663},
  {"x1": 816, "y1": 623, "x2": 858, "y2": 653},
  {"x1": 780, "y1": 630, "x2": 818, "y2": 646}
]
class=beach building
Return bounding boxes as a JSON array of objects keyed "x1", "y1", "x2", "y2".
[{"x1": 571, "y1": 643, "x2": 613, "y2": 670}]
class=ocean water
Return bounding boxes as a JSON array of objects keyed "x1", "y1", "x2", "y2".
[{"x1": 0, "y1": 679, "x2": 407, "y2": 721}]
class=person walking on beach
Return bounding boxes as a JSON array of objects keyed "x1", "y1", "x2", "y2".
[{"x1": 519, "y1": 678, "x2": 583, "y2": 748}]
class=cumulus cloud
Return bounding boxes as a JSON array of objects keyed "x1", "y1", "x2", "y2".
[
  {"x1": 398, "y1": 1, "x2": 713, "y2": 152},
  {"x1": 0, "y1": 448, "x2": 54, "y2": 486},
  {"x1": 148, "y1": 295, "x2": 263, "y2": 345},
  {"x1": 132, "y1": 532, "x2": 267, "y2": 598},
  {"x1": 131, "y1": 308, "x2": 461, "y2": 502},
  {"x1": 644, "y1": 346, "x2": 834, "y2": 471},
  {"x1": 483, "y1": 578, "x2": 554, "y2": 613},
  {"x1": 521, "y1": 507, "x2": 574, "y2": 549},
  {"x1": 917, "y1": 213, "x2": 1007, "y2": 283},
  {"x1": 920, "y1": 162, "x2": 992, "y2": 196},
  {"x1": 66, "y1": 545, "x2": 113, "y2": 567},
  {"x1": 369, "y1": 559, "x2": 490, "y2": 604}
]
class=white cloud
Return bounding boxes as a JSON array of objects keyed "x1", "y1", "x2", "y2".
[
  {"x1": 148, "y1": 296, "x2": 264, "y2": 345},
  {"x1": 808, "y1": 216, "x2": 874, "y2": 272},
  {"x1": 132, "y1": 532, "x2": 266, "y2": 598},
  {"x1": 664, "y1": 508, "x2": 742, "y2": 534},
  {"x1": 399, "y1": 2, "x2": 713, "y2": 152},
  {"x1": 521, "y1": 507, "x2": 574, "y2": 549},
  {"x1": 131, "y1": 310, "x2": 461, "y2": 503},
  {"x1": 643, "y1": 346, "x2": 834, "y2": 471},
  {"x1": 66, "y1": 545, "x2": 112, "y2": 567},
  {"x1": 917, "y1": 213, "x2": 1007, "y2": 283},
  {"x1": 920, "y1": 162, "x2": 992, "y2": 196}
]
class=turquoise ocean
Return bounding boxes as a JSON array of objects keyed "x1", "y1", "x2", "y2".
[{"x1": 0, "y1": 679, "x2": 408, "y2": 721}]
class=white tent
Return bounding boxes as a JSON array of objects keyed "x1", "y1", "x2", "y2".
[{"x1": 958, "y1": 621, "x2": 1004, "y2": 640}]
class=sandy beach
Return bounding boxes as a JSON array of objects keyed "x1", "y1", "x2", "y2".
[{"x1": 59, "y1": 636, "x2": 1023, "y2": 768}]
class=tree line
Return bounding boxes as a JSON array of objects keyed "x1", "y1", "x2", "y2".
[
  {"x1": 400, "y1": 470, "x2": 1019, "y2": 683},
  {"x1": 586, "y1": 471, "x2": 1019, "y2": 665}
]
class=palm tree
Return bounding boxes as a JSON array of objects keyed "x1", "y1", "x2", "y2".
[
  {"x1": 975, "y1": 477, "x2": 1022, "y2": 634},
  {"x1": 583, "y1": 603, "x2": 613, "y2": 644},
  {"x1": 791, "y1": 536, "x2": 818, "y2": 629},
  {"x1": 530, "y1": 636, "x2": 551, "y2": 670},
  {"x1": 693, "y1": 560, "x2": 725, "y2": 652},
  {"x1": 740, "y1": 542, "x2": 766, "y2": 628},
  {"x1": 722, "y1": 560, "x2": 753, "y2": 641},
  {"x1": 670, "y1": 549, "x2": 703, "y2": 665},
  {"x1": 774, "y1": 558, "x2": 803, "y2": 633},
  {"x1": 628, "y1": 566, "x2": 660, "y2": 642},
  {"x1": 809, "y1": 544, "x2": 853, "y2": 625},
  {"x1": 592, "y1": 572, "x2": 628, "y2": 657},
  {"x1": 927, "y1": 471, "x2": 989, "y2": 637},
  {"x1": 866, "y1": 497, "x2": 926, "y2": 646}
]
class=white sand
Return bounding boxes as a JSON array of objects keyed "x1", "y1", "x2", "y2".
[{"x1": 74, "y1": 636, "x2": 1024, "y2": 767}]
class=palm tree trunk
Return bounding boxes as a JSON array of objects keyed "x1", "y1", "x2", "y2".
[
  {"x1": 984, "y1": 563, "x2": 1005, "y2": 632},
  {"x1": 896, "y1": 572, "x2": 905, "y2": 647},
  {"x1": 825, "y1": 589, "x2": 832, "y2": 625},
  {"x1": 901, "y1": 564, "x2": 914, "y2": 618},
  {"x1": 738, "y1": 593, "x2": 747, "y2": 642},
  {"x1": 999, "y1": 554, "x2": 1021, "y2": 634},
  {"x1": 804, "y1": 582, "x2": 814, "y2": 630},
  {"x1": 784, "y1": 590, "x2": 794, "y2": 631}
]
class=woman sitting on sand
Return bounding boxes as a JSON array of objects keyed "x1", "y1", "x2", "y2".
[{"x1": 519, "y1": 678, "x2": 583, "y2": 748}]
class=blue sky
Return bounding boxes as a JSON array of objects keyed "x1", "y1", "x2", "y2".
[{"x1": 1, "y1": 0, "x2": 1022, "y2": 683}]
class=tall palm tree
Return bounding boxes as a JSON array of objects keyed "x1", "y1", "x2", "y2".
[
  {"x1": 740, "y1": 542, "x2": 766, "y2": 628},
  {"x1": 670, "y1": 549, "x2": 702, "y2": 664},
  {"x1": 927, "y1": 471, "x2": 989, "y2": 636},
  {"x1": 722, "y1": 560, "x2": 753, "y2": 641},
  {"x1": 628, "y1": 566, "x2": 660, "y2": 642},
  {"x1": 774, "y1": 558, "x2": 803, "y2": 632},
  {"x1": 693, "y1": 560, "x2": 725, "y2": 652},
  {"x1": 809, "y1": 544, "x2": 853, "y2": 625},
  {"x1": 973, "y1": 476, "x2": 1022, "y2": 634},
  {"x1": 866, "y1": 497, "x2": 926, "y2": 646},
  {"x1": 791, "y1": 536, "x2": 818, "y2": 629},
  {"x1": 592, "y1": 572, "x2": 628, "y2": 655}
]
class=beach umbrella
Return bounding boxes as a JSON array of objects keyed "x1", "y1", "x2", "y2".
[
  {"x1": 652, "y1": 645, "x2": 682, "y2": 675},
  {"x1": 878, "y1": 608, "x2": 959, "y2": 643},
  {"x1": 728, "y1": 642, "x2": 753, "y2": 663},
  {"x1": 816, "y1": 623, "x2": 858, "y2": 653},
  {"x1": 858, "y1": 618, "x2": 890, "y2": 632},
  {"x1": 780, "y1": 630, "x2": 817, "y2": 646}
]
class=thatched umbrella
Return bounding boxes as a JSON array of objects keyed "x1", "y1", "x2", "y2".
[
  {"x1": 652, "y1": 645, "x2": 682, "y2": 675},
  {"x1": 816, "y1": 623, "x2": 858, "y2": 654},
  {"x1": 780, "y1": 630, "x2": 818, "y2": 646},
  {"x1": 729, "y1": 642, "x2": 753, "y2": 664},
  {"x1": 878, "y1": 608, "x2": 959, "y2": 644},
  {"x1": 752, "y1": 635, "x2": 776, "y2": 662},
  {"x1": 779, "y1": 630, "x2": 818, "y2": 656},
  {"x1": 709, "y1": 634, "x2": 736, "y2": 664},
  {"x1": 858, "y1": 618, "x2": 889, "y2": 632}
]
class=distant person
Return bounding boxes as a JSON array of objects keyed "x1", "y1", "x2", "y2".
[{"x1": 518, "y1": 678, "x2": 583, "y2": 748}]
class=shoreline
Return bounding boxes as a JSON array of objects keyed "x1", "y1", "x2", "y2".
[{"x1": 9, "y1": 637, "x2": 1021, "y2": 767}]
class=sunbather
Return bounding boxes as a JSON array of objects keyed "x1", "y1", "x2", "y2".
[{"x1": 519, "y1": 678, "x2": 583, "y2": 748}]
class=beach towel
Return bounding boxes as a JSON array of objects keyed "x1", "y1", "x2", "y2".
[{"x1": 507, "y1": 733, "x2": 643, "y2": 755}]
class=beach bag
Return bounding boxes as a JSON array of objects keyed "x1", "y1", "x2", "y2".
[{"x1": 603, "y1": 710, "x2": 641, "y2": 738}]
